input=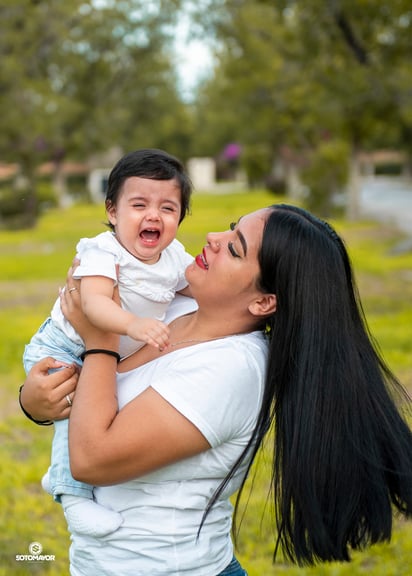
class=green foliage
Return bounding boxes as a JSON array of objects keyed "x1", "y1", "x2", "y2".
[
  {"x1": 0, "y1": 179, "x2": 58, "y2": 230},
  {"x1": 2, "y1": 0, "x2": 411, "y2": 225},
  {"x1": 0, "y1": 188, "x2": 31, "y2": 224},
  {"x1": 241, "y1": 144, "x2": 275, "y2": 188},
  {"x1": 0, "y1": 0, "x2": 192, "y2": 225},
  {"x1": 191, "y1": 0, "x2": 412, "y2": 197},
  {"x1": 301, "y1": 139, "x2": 351, "y2": 216},
  {"x1": 36, "y1": 179, "x2": 59, "y2": 211},
  {"x1": 0, "y1": 195, "x2": 411, "y2": 573}
]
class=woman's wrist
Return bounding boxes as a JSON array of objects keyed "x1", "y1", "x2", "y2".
[
  {"x1": 82, "y1": 332, "x2": 119, "y2": 354},
  {"x1": 19, "y1": 385, "x2": 53, "y2": 426},
  {"x1": 80, "y1": 349, "x2": 121, "y2": 362}
]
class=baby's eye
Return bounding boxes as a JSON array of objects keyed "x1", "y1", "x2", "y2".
[{"x1": 230, "y1": 222, "x2": 236, "y2": 231}]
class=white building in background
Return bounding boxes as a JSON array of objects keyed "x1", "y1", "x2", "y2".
[
  {"x1": 187, "y1": 157, "x2": 216, "y2": 191},
  {"x1": 88, "y1": 168, "x2": 111, "y2": 202},
  {"x1": 87, "y1": 147, "x2": 123, "y2": 202}
]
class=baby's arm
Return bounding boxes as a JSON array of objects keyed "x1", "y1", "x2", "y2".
[{"x1": 80, "y1": 276, "x2": 170, "y2": 350}]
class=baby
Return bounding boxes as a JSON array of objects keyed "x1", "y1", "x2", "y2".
[{"x1": 23, "y1": 149, "x2": 194, "y2": 536}]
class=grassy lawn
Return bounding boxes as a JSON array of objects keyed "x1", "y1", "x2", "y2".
[{"x1": 0, "y1": 190, "x2": 411, "y2": 574}]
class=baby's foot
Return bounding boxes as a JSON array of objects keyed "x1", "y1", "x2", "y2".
[
  {"x1": 61, "y1": 495, "x2": 123, "y2": 537},
  {"x1": 41, "y1": 470, "x2": 52, "y2": 495}
]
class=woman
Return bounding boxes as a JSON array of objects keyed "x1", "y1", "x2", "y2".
[{"x1": 20, "y1": 204, "x2": 412, "y2": 574}]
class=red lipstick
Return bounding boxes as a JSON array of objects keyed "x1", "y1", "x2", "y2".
[{"x1": 195, "y1": 248, "x2": 209, "y2": 270}]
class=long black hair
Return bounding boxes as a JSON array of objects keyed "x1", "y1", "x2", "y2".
[{"x1": 207, "y1": 204, "x2": 412, "y2": 565}]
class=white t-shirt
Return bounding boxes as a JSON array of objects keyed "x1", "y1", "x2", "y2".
[
  {"x1": 50, "y1": 231, "x2": 193, "y2": 357},
  {"x1": 69, "y1": 298, "x2": 268, "y2": 576}
]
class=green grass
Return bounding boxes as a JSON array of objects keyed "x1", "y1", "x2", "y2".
[{"x1": 1, "y1": 191, "x2": 411, "y2": 574}]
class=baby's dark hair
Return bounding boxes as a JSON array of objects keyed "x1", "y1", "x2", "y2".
[{"x1": 105, "y1": 149, "x2": 192, "y2": 229}]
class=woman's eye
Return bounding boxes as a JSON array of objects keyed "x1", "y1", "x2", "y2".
[{"x1": 228, "y1": 242, "x2": 240, "y2": 258}]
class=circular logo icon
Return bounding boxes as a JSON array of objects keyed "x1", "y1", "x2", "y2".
[{"x1": 29, "y1": 542, "x2": 43, "y2": 555}]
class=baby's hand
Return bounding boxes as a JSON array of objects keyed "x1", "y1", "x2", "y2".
[{"x1": 127, "y1": 317, "x2": 170, "y2": 350}]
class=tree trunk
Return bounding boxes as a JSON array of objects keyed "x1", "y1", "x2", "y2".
[
  {"x1": 18, "y1": 156, "x2": 38, "y2": 228},
  {"x1": 346, "y1": 152, "x2": 361, "y2": 221},
  {"x1": 52, "y1": 160, "x2": 70, "y2": 208}
]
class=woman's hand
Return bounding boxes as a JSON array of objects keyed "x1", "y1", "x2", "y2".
[
  {"x1": 21, "y1": 358, "x2": 79, "y2": 422},
  {"x1": 61, "y1": 260, "x2": 119, "y2": 352}
]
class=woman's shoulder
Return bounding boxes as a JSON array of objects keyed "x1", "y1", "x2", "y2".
[
  {"x1": 192, "y1": 332, "x2": 268, "y2": 374},
  {"x1": 159, "y1": 332, "x2": 268, "y2": 393},
  {"x1": 151, "y1": 334, "x2": 267, "y2": 446},
  {"x1": 165, "y1": 295, "x2": 199, "y2": 322}
]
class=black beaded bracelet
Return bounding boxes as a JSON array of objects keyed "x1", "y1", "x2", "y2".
[
  {"x1": 80, "y1": 349, "x2": 121, "y2": 363},
  {"x1": 18, "y1": 385, "x2": 53, "y2": 426}
]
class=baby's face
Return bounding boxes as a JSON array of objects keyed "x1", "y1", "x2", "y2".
[{"x1": 107, "y1": 176, "x2": 181, "y2": 264}]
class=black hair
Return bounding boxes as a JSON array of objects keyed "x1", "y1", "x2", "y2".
[
  {"x1": 205, "y1": 203, "x2": 412, "y2": 565},
  {"x1": 105, "y1": 148, "x2": 192, "y2": 228}
]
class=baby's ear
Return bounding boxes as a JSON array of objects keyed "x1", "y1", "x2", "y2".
[
  {"x1": 248, "y1": 293, "x2": 276, "y2": 317},
  {"x1": 106, "y1": 202, "x2": 117, "y2": 226}
]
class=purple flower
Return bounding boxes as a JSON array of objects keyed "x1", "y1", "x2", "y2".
[{"x1": 223, "y1": 143, "x2": 242, "y2": 160}]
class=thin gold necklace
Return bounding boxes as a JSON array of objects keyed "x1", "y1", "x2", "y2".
[{"x1": 169, "y1": 333, "x2": 243, "y2": 348}]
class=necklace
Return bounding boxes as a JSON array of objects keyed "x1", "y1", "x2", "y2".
[{"x1": 169, "y1": 333, "x2": 242, "y2": 348}]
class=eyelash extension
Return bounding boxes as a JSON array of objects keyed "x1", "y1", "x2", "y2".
[
  {"x1": 228, "y1": 222, "x2": 240, "y2": 257},
  {"x1": 228, "y1": 241, "x2": 240, "y2": 258}
]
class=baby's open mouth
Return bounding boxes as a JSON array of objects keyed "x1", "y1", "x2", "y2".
[{"x1": 140, "y1": 229, "x2": 160, "y2": 242}]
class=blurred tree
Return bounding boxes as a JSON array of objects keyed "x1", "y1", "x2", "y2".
[
  {"x1": 0, "y1": 0, "x2": 189, "y2": 226},
  {"x1": 281, "y1": 0, "x2": 412, "y2": 216},
  {"x1": 188, "y1": 0, "x2": 412, "y2": 216},
  {"x1": 190, "y1": 1, "x2": 324, "y2": 191}
]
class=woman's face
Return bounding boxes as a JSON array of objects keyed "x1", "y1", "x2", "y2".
[{"x1": 186, "y1": 208, "x2": 271, "y2": 310}]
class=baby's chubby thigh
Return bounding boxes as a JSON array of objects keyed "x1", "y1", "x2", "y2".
[{"x1": 23, "y1": 317, "x2": 83, "y2": 374}]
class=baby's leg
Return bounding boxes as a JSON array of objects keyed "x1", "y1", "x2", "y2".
[
  {"x1": 61, "y1": 495, "x2": 123, "y2": 537},
  {"x1": 24, "y1": 319, "x2": 123, "y2": 537},
  {"x1": 51, "y1": 418, "x2": 123, "y2": 537}
]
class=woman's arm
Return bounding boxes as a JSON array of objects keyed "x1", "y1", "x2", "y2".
[
  {"x1": 62, "y1": 274, "x2": 209, "y2": 486},
  {"x1": 69, "y1": 353, "x2": 210, "y2": 485}
]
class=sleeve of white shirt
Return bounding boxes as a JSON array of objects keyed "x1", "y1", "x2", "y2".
[
  {"x1": 73, "y1": 236, "x2": 118, "y2": 282},
  {"x1": 171, "y1": 239, "x2": 194, "y2": 291},
  {"x1": 150, "y1": 337, "x2": 266, "y2": 447},
  {"x1": 73, "y1": 248, "x2": 118, "y2": 282}
]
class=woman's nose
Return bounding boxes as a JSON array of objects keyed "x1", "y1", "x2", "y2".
[{"x1": 206, "y1": 232, "x2": 221, "y2": 251}]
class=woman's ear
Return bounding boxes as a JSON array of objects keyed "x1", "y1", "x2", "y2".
[{"x1": 248, "y1": 293, "x2": 277, "y2": 317}]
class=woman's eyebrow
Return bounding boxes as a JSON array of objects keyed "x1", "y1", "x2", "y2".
[{"x1": 236, "y1": 229, "x2": 247, "y2": 256}]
